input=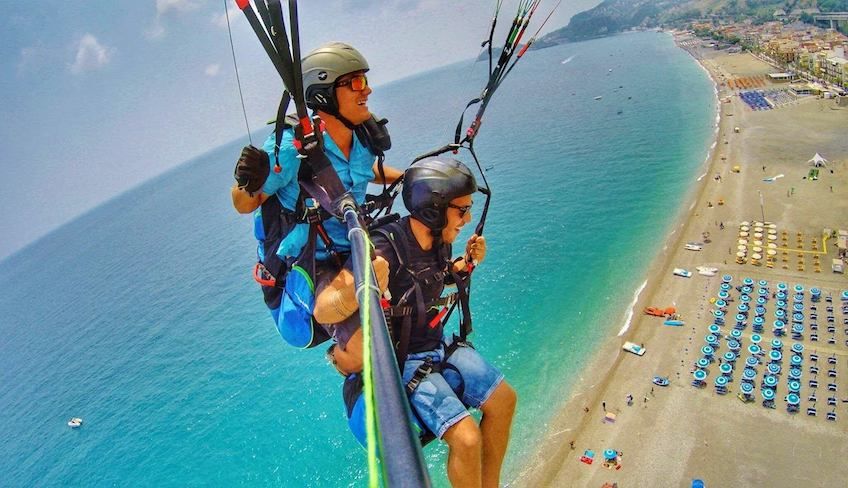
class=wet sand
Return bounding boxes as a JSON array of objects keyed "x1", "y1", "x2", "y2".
[{"x1": 514, "y1": 36, "x2": 848, "y2": 487}]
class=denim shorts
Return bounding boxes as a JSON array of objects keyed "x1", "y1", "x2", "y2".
[{"x1": 403, "y1": 341, "x2": 504, "y2": 439}]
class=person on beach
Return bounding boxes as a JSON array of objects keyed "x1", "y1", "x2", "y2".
[
  {"x1": 315, "y1": 158, "x2": 517, "y2": 488},
  {"x1": 230, "y1": 42, "x2": 402, "y2": 372}
]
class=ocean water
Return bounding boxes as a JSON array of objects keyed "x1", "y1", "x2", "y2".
[{"x1": 0, "y1": 32, "x2": 715, "y2": 486}]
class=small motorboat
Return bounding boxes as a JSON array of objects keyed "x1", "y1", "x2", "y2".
[
  {"x1": 652, "y1": 376, "x2": 670, "y2": 387},
  {"x1": 684, "y1": 242, "x2": 703, "y2": 251},
  {"x1": 594, "y1": 96, "x2": 603, "y2": 100},
  {"x1": 664, "y1": 319, "x2": 685, "y2": 326},
  {"x1": 673, "y1": 268, "x2": 692, "y2": 278},
  {"x1": 68, "y1": 417, "x2": 83, "y2": 428},
  {"x1": 623, "y1": 341, "x2": 646, "y2": 356},
  {"x1": 696, "y1": 266, "x2": 719, "y2": 277}
]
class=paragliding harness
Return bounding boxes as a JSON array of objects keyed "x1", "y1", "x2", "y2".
[{"x1": 251, "y1": 109, "x2": 397, "y2": 349}]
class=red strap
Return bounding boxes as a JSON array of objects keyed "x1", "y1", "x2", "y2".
[
  {"x1": 429, "y1": 308, "x2": 448, "y2": 329},
  {"x1": 380, "y1": 298, "x2": 390, "y2": 310},
  {"x1": 252, "y1": 263, "x2": 276, "y2": 287}
]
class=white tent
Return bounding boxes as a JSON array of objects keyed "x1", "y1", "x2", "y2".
[{"x1": 807, "y1": 153, "x2": 829, "y2": 167}]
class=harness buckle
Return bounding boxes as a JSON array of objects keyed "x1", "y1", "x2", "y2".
[{"x1": 405, "y1": 357, "x2": 434, "y2": 394}]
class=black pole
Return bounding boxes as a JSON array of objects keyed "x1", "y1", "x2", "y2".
[{"x1": 344, "y1": 209, "x2": 431, "y2": 488}]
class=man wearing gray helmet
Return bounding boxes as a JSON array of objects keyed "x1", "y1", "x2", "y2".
[
  {"x1": 316, "y1": 158, "x2": 517, "y2": 488},
  {"x1": 231, "y1": 42, "x2": 401, "y2": 372}
]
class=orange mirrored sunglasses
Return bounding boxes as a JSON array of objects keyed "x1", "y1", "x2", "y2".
[{"x1": 335, "y1": 74, "x2": 368, "y2": 91}]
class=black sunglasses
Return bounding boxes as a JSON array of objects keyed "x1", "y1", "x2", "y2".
[{"x1": 447, "y1": 203, "x2": 472, "y2": 217}]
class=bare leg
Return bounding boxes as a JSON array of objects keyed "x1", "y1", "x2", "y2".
[
  {"x1": 442, "y1": 417, "x2": 483, "y2": 488},
  {"x1": 479, "y1": 381, "x2": 517, "y2": 488}
]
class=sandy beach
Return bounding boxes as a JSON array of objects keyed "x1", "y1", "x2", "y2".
[{"x1": 516, "y1": 35, "x2": 848, "y2": 487}]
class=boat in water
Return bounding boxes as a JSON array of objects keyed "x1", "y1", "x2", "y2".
[
  {"x1": 68, "y1": 417, "x2": 83, "y2": 428},
  {"x1": 593, "y1": 96, "x2": 603, "y2": 100}
]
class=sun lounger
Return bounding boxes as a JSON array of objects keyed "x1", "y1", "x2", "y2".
[
  {"x1": 808, "y1": 393, "x2": 817, "y2": 402},
  {"x1": 810, "y1": 366, "x2": 820, "y2": 374},
  {"x1": 809, "y1": 380, "x2": 819, "y2": 388},
  {"x1": 810, "y1": 334, "x2": 818, "y2": 342},
  {"x1": 828, "y1": 356, "x2": 837, "y2": 365},
  {"x1": 828, "y1": 369, "x2": 837, "y2": 378},
  {"x1": 828, "y1": 383, "x2": 838, "y2": 392},
  {"x1": 828, "y1": 396, "x2": 837, "y2": 406},
  {"x1": 828, "y1": 337, "x2": 836, "y2": 345},
  {"x1": 807, "y1": 407, "x2": 817, "y2": 416},
  {"x1": 810, "y1": 354, "x2": 819, "y2": 362},
  {"x1": 827, "y1": 411, "x2": 836, "y2": 421}
]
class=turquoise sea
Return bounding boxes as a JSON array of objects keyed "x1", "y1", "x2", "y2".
[{"x1": 0, "y1": 32, "x2": 715, "y2": 486}]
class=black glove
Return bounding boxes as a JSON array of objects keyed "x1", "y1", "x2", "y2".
[{"x1": 234, "y1": 145, "x2": 270, "y2": 195}]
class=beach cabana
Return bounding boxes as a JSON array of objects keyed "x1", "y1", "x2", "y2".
[{"x1": 807, "y1": 153, "x2": 829, "y2": 168}]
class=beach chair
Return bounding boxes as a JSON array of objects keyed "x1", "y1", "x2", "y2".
[
  {"x1": 827, "y1": 411, "x2": 837, "y2": 421},
  {"x1": 828, "y1": 383, "x2": 837, "y2": 392},
  {"x1": 810, "y1": 366, "x2": 820, "y2": 375},
  {"x1": 810, "y1": 353, "x2": 818, "y2": 362},
  {"x1": 828, "y1": 337, "x2": 836, "y2": 345},
  {"x1": 811, "y1": 334, "x2": 818, "y2": 342},
  {"x1": 828, "y1": 369, "x2": 837, "y2": 378},
  {"x1": 828, "y1": 356, "x2": 837, "y2": 365},
  {"x1": 807, "y1": 406, "x2": 817, "y2": 416},
  {"x1": 809, "y1": 380, "x2": 819, "y2": 388},
  {"x1": 808, "y1": 393, "x2": 817, "y2": 402},
  {"x1": 810, "y1": 323, "x2": 818, "y2": 331},
  {"x1": 828, "y1": 396, "x2": 837, "y2": 406}
]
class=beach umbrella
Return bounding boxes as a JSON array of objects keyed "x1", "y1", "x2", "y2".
[
  {"x1": 748, "y1": 344, "x2": 761, "y2": 355},
  {"x1": 789, "y1": 369, "x2": 801, "y2": 380},
  {"x1": 788, "y1": 381, "x2": 801, "y2": 394},
  {"x1": 714, "y1": 310, "x2": 725, "y2": 318},
  {"x1": 791, "y1": 355, "x2": 802, "y2": 367},
  {"x1": 740, "y1": 225, "x2": 750, "y2": 232},
  {"x1": 751, "y1": 334, "x2": 762, "y2": 344},
  {"x1": 751, "y1": 253, "x2": 762, "y2": 261},
  {"x1": 742, "y1": 285, "x2": 753, "y2": 294},
  {"x1": 767, "y1": 249, "x2": 777, "y2": 257},
  {"x1": 735, "y1": 314, "x2": 746, "y2": 324},
  {"x1": 741, "y1": 382, "x2": 754, "y2": 394},
  {"x1": 775, "y1": 309, "x2": 786, "y2": 319},
  {"x1": 786, "y1": 393, "x2": 800, "y2": 405},
  {"x1": 793, "y1": 303, "x2": 804, "y2": 312},
  {"x1": 758, "y1": 280, "x2": 768, "y2": 287},
  {"x1": 738, "y1": 304, "x2": 750, "y2": 313},
  {"x1": 735, "y1": 251, "x2": 746, "y2": 258},
  {"x1": 743, "y1": 368, "x2": 757, "y2": 381},
  {"x1": 791, "y1": 343, "x2": 803, "y2": 354},
  {"x1": 715, "y1": 375, "x2": 728, "y2": 387},
  {"x1": 767, "y1": 242, "x2": 777, "y2": 249},
  {"x1": 722, "y1": 275, "x2": 732, "y2": 283},
  {"x1": 764, "y1": 375, "x2": 778, "y2": 388},
  {"x1": 697, "y1": 358, "x2": 710, "y2": 369},
  {"x1": 603, "y1": 449, "x2": 617, "y2": 460},
  {"x1": 737, "y1": 245, "x2": 747, "y2": 252},
  {"x1": 794, "y1": 284, "x2": 804, "y2": 294},
  {"x1": 720, "y1": 282, "x2": 731, "y2": 291},
  {"x1": 709, "y1": 325, "x2": 721, "y2": 335},
  {"x1": 753, "y1": 240, "x2": 763, "y2": 247},
  {"x1": 724, "y1": 351, "x2": 737, "y2": 363},
  {"x1": 792, "y1": 324, "x2": 804, "y2": 334},
  {"x1": 741, "y1": 221, "x2": 750, "y2": 226},
  {"x1": 741, "y1": 295, "x2": 751, "y2": 303},
  {"x1": 745, "y1": 356, "x2": 758, "y2": 367},
  {"x1": 753, "y1": 317, "x2": 764, "y2": 328},
  {"x1": 762, "y1": 388, "x2": 775, "y2": 400},
  {"x1": 743, "y1": 278, "x2": 754, "y2": 286},
  {"x1": 752, "y1": 246, "x2": 763, "y2": 253},
  {"x1": 841, "y1": 290, "x2": 848, "y2": 301},
  {"x1": 728, "y1": 340, "x2": 741, "y2": 351},
  {"x1": 720, "y1": 363, "x2": 733, "y2": 375},
  {"x1": 702, "y1": 346, "x2": 714, "y2": 356},
  {"x1": 739, "y1": 231, "x2": 749, "y2": 238},
  {"x1": 693, "y1": 369, "x2": 707, "y2": 381},
  {"x1": 715, "y1": 299, "x2": 727, "y2": 308},
  {"x1": 706, "y1": 334, "x2": 718, "y2": 346},
  {"x1": 754, "y1": 232, "x2": 763, "y2": 239},
  {"x1": 768, "y1": 363, "x2": 781, "y2": 375},
  {"x1": 769, "y1": 350, "x2": 782, "y2": 362},
  {"x1": 776, "y1": 301, "x2": 787, "y2": 311},
  {"x1": 777, "y1": 282, "x2": 788, "y2": 291},
  {"x1": 767, "y1": 223, "x2": 776, "y2": 229},
  {"x1": 793, "y1": 313, "x2": 804, "y2": 323},
  {"x1": 771, "y1": 339, "x2": 783, "y2": 349},
  {"x1": 731, "y1": 329, "x2": 742, "y2": 340},
  {"x1": 777, "y1": 290, "x2": 787, "y2": 300},
  {"x1": 758, "y1": 286, "x2": 768, "y2": 296},
  {"x1": 755, "y1": 306, "x2": 766, "y2": 317},
  {"x1": 718, "y1": 290, "x2": 729, "y2": 300},
  {"x1": 793, "y1": 294, "x2": 804, "y2": 304}
]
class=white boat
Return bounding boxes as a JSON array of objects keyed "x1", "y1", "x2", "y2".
[
  {"x1": 623, "y1": 341, "x2": 646, "y2": 356},
  {"x1": 594, "y1": 96, "x2": 602, "y2": 100},
  {"x1": 696, "y1": 266, "x2": 719, "y2": 277},
  {"x1": 68, "y1": 417, "x2": 83, "y2": 428},
  {"x1": 672, "y1": 268, "x2": 692, "y2": 278},
  {"x1": 685, "y1": 242, "x2": 704, "y2": 251}
]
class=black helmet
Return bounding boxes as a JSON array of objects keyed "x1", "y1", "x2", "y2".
[
  {"x1": 402, "y1": 158, "x2": 478, "y2": 231},
  {"x1": 301, "y1": 42, "x2": 369, "y2": 116}
]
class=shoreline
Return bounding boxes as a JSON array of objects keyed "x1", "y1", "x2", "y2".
[{"x1": 515, "y1": 32, "x2": 848, "y2": 487}]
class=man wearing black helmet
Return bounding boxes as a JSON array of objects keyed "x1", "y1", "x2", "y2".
[
  {"x1": 315, "y1": 158, "x2": 517, "y2": 488},
  {"x1": 230, "y1": 42, "x2": 400, "y2": 371}
]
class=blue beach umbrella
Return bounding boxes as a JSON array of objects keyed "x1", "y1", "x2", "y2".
[
  {"x1": 793, "y1": 294, "x2": 804, "y2": 304},
  {"x1": 768, "y1": 363, "x2": 781, "y2": 375},
  {"x1": 791, "y1": 343, "x2": 803, "y2": 354},
  {"x1": 742, "y1": 286, "x2": 753, "y2": 295},
  {"x1": 709, "y1": 325, "x2": 721, "y2": 335},
  {"x1": 794, "y1": 284, "x2": 804, "y2": 294},
  {"x1": 776, "y1": 299, "x2": 787, "y2": 309},
  {"x1": 793, "y1": 303, "x2": 804, "y2": 312},
  {"x1": 755, "y1": 305, "x2": 766, "y2": 316},
  {"x1": 751, "y1": 334, "x2": 762, "y2": 344},
  {"x1": 753, "y1": 317, "x2": 764, "y2": 328},
  {"x1": 762, "y1": 388, "x2": 775, "y2": 400},
  {"x1": 789, "y1": 368, "x2": 801, "y2": 380},
  {"x1": 758, "y1": 279, "x2": 768, "y2": 287},
  {"x1": 697, "y1": 358, "x2": 710, "y2": 369},
  {"x1": 741, "y1": 294, "x2": 751, "y2": 303},
  {"x1": 792, "y1": 324, "x2": 804, "y2": 334},
  {"x1": 741, "y1": 382, "x2": 754, "y2": 394},
  {"x1": 775, "y1": 309, "x2": 786, "y2": 319},
  {"x1": 791, "y1": 356, "x2": 802, "y2": 367},
  {"x1": 738, "y1": 304, "x2": 749, "y2": 314},
  {"x1": 758, "y1": 288, "x2": 768, "y2": 297},
  {"x1": 731, "y1": 329, "x2": 742, "y2": 339},
  {"x1": 793, "y1": 313, "x2": 804, "y2": 323},
  {"x1": 771, "y1": 339, "x2": 783, "y2": 349},
  {"x1": 603, "y1": 449, "x2": 617, "y2": 460},
  {"x1": 722, "y1": 275, "x2": 732, "y2": 283},
  {"x1": 715, "y1": 375, "x2": 728, "y2": 387},
  {"x1": 748, "y1": 344, "x2": 761, "y2": 355},
  {"x1": 720, "y1": 363, "x2": 733, "y2": 375},
  {"x1": 736, "y1": 314, "x2": 746, "y2": 324},
  {"x1": 706, "y1": 334, "x2": 718, "y2": 344},
  {"x1": 724, "y1": 351, "x2": 737, "y2": 363},
  {"x1": 788, "y1": 381, "x2": 801, "y2": 393},
  {"x1": 728, "y1": 340, "x2": 741, "y2": 351},
  {"x1": 786, "y1": 393, "x2": 800, "y2": 405},
  {"x1": 745, "y1": 357, "x2": 758, "y2": 367},
  {"x1": 756, "y1": 296, "x2": 766, "y2": 306},
  {"x1": 840, "y1": 290, "x2": 848, "y2": 301},
  {"x1": 694, "y1": 369, "x2": 708, "y2": 381},
  {"x1": 702, "y1": 346, "x2": 714, "y2": 356},
  {"x1": 764, "y1": 375, "x2": 778, "y2": 387},
  {"x1": 743, "y1": 278, "x2": 754, "y2": 286},
  {"x1": 777, "y1": 282, "x2": 787, "y2": 292},
  {"x1": 769, "y1": 350, "x2": 782, "y2": 362},
  {"x1": 714, "y1": 310, "x2": 725, "y2": 318},
  {"x1": 743, "y1": 368, "x2": 757, "y2": 380},
  {"x1": 718, "y1": 290, "x2": 730, "y2": 299},
  {"x1": 716, "y1": 299, "x2": 727, "y2": 308}
]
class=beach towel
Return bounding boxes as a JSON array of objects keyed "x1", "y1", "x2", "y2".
[{"x1": 603, "y1": 412, "x2": 617, "y2": 423}]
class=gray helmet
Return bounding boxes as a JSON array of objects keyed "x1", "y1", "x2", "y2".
[
  {"x1": 402, "y1": 158, "x2": 478, "y2": 232},
  {"x1": 301, "y1": 42, "x2": 369, "y2": 115}
]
